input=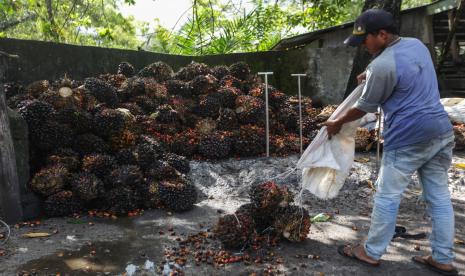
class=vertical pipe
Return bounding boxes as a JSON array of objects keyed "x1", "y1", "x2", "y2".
[
  {"x1": 264, "y1": 74, "x2": 270, "y2": 157},
  {"x1": 298, "y1": 77, "x2": 303, "y2": 154}
]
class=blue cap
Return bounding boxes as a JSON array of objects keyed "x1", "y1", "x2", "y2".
[{"x1": 344, "y1": 9, "x2": 395, "y2": 46}]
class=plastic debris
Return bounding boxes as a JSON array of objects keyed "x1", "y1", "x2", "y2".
[
  {"x1": 144, "y1": 260, "x2": 155, "y2": 271},
  {"x1": 125, "y1": 264, "x2": 137, "y2": 276},
  {"x1": 23, "y1": 232, "x2": 52, "y2": 238},
  {"x1": 310, "y1": 213, "x2": 332, "y2": 223}
]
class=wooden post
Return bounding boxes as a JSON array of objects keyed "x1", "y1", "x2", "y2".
[
  {"x1": 0, "y1": 55, "x2": 23, "y2": 223},
  {"x1": 437, "y1": 0, "x2": 465, "y2": 70}
]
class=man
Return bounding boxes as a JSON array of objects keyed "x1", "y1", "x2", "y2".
[{"x1": 326, "y1": 9, "x2": 458, "y2": 275}]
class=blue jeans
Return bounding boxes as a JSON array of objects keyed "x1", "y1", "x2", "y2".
[{"x1": 364, "y1": 131, "x2": 455, "y2": 264}]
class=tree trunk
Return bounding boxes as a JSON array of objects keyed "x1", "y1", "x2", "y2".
[{"x1": 343, "y1": 0, "x2": 402, "y2": 98}]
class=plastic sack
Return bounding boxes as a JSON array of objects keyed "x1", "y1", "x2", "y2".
[
  {"x1": 297, "y1": 84, "x2": 367, "y2": 199},
  {"x1": 440, "y1": 98, "x2": 465, "y2": 124}
]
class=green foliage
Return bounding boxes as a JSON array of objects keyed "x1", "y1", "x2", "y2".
[{"x1": 1, "y1": 0, "x2": 433, "y2": 54}]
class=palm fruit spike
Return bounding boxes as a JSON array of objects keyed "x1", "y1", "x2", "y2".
[
  {"x1": 82, "y1": 154, "x2": 116, "y2": 180},
  {"x1": 84, "y1": 77, "x2": 119, "y2": 107},
  {"x1": 213, "y1": 205, "x2": 256, "y2": 249},
  {"x1": 229, "y1": 62, "x2": 251, "y2": 81},
  {"x1": 44, "y1": 190, "x2": 83, "y2": 217},
  {"x1": 70, "y1": 172, "x2": 104, "y2": 202},
  {"x1": 175, "y1": 62, "x2": 211, "y2": 81},
  {"x1": 158, "y1": 179, "x2": 197, "y2": 212},
  {"x1": 117, "y1": 62, "x2": 136, "y2": 77},
  {"x1": 162, "y1": 153, "x2": 190, "y2": 174},
  {"x1": 273, "y1": 205, "x2": 311, "y2": 242},
  {"x1": 30, "y1": 165, "x2": 70, "y2": 197},
  {"x1": 198, "y1": 131, "x2": 233, "y2": 160}
]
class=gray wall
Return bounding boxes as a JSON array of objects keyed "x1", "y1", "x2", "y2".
[{"x1": 0, "y1": 38, "x2": 355, "y2": 105}]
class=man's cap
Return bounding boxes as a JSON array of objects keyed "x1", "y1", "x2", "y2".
[{"x1": 344, "y1": 9, "x2": 395, "y2": 47}]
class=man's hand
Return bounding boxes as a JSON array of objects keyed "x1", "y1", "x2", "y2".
[{"x1": 322, "y1": 119, "x2": 343, "y2": 139}]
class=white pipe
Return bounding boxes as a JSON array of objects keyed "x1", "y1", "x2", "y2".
[
  {"x1": 258, "y1": 72, "x2": 274, "y2": 157},
  {"x1": 291, "y1": 74, "x2": 306, "y2": 154}
]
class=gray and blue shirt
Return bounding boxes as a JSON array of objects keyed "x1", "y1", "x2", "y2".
[{"x1": 354, "y1": 37, "x2": 452, "y2": 150}]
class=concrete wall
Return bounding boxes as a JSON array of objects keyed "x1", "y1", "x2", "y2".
[{"x1": 0, "y1": 38, "x2": 355, "y2": 105}]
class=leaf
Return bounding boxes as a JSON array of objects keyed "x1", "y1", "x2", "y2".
[{"x1": 23, "y1": 232, "x2": 52, "y2": 238}]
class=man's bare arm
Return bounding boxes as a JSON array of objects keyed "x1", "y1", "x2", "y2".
[{"x1": 322, "y1": 107, "x2": 367, "y2": 138}]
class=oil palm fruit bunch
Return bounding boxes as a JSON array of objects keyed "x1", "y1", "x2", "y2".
[
  {"x1": 315, "y1": 104, "x2": 338, "y2": 123},
  {"x1": 117, "y1": 77, "x2": 146, "y2": 102},
  {"x1": 169, "y1": 129, "x2": 199, "y2": 158},
  {"x1": 103, "y1": 185, "x2": 141, "y2": 215},
  {"x1": 44, "y1": 190, "x2": 83, "y2": 217},
  {"x1": 46, "y1": 148, "x2": 81, "y2": 172},
  {"x1": 117, "y1": 62, "x2": 136, "y2": 78},
  {"x1": 55, "y1": 108, "x2": 94, "y2": 134},
  {"x1": 276, "y1": 104, "x2": 299, "y2": 133},
  {"x1": 73, "y1": 133, "x2": 109, "y2": 156},
  {"x1": 273, "y1": 205, "x2": 311, "y2": 242},
  {"x1": 233, "y1": 125, "x2": 266, "y2": 157},
  {"x1": 191, "y1": 74, "x2": 218, "y2": 95},
  {"x1": 165, "y1": 79, "x2": 192, "y2": 97},
  {"x1": 130, "y1": 95, "x2": 159, "y2": 114},
  {"x1": 30, "y1": 165, "x2": 70, "y2": 197},
  {"x1": 196, "y1": 94, "x2": 221, "y2": 118},
  {"x1": 158, "y1": 178, "x2": 197, "y2": 212},
  {"x1": 175, "y1": 62, "x2": 211, "y2": 81},
  {"x1": 213, "y1": 205, "x2": 256, "y2": 249},
  {"x1": 7, "y1": 94, "x2": 33, "y2": 109},
  {"x1": 454, "y1": 124, "x2": 465, "y2": 150},
  {"x1": 216, "y1": 108, "x2": 239, "y2": 131},
  {"x1": 107, "y1": 165, "x2": 144, "y2": 189},
  {"x1": 229, "y1": 62, "x2": 251, "y2": 81},
  {"x1": 3, "y1": 82, "x2": 24, "y2": 99},
  {"x1": 99, "y1": 73, "x2": 127, "y2": 89},
  {"x1": 145, "y1": 160, "x2": 180, "y2": 181},
  {"x1": 162, "y1": 153, "x2": 190, "y2": 174},
  {"x1": 248, "y1": 84, "x2": 287, "y2": 110},
  {"x1": 249, "y1": 181, "x2": 294, "y2": 212},
  {"x1": 83, "y1": 77, "x2": 119, "y2": 107},
  {"x1": 26, "y1": 80, "x2": 50, "y2": 98},
  {"x1": 70, "y1": 172, "x2": 104, "y2": 202},
  {"x1": 114, "y1": 148, "x2": 138, "y2": 166},
  {"x1": 153, "y1": 104, "x2": 180, "y2": 124},
  {"x1": 235, "y1": 95, "x2": 266, "y2": 125},
  {"x1": 301, "y1": 117, "x2": 319, "y2": 138},
  {"x1": 355, "y1": 127, "x2": 373, "y2": 152},
  {"x1": 18, "y1": 99, "x2": 56, "y2": 127},
  {"x1": 82, "y1": 154, "x2": 116, "y2": 180},
  {"x1": 135, "y1": 135, "x2": 165, "y2": 170},
  {"x1": 211, "y1": 65, "x2": 230, "y2": 80},
  {"x1": 138, "y1": 61, "x2": 173, "y2": 82},
  {"x1": 214, "y1": 87, "x2": 240, "y2": 108},
  {"x1": 93, "y1": 108, "x2": 126, "y2": 139},
  {"x1": 236, "y1": 203, "x2": 275, "y2": 235},
  {"x1": 198, "y1": 131, "x2": 233, "y2": 160},
  {"x1": 29, "y1": 120, "x2": 75, "y2": 152},
  {"x1": 141, "y1": 178, "x2": 161, "y2": 209}
]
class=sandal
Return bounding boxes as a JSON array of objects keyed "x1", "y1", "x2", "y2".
[
  {"x1": 337, "y1": 244, "x2": 380, "y2": 267},
  {"x1": 412, "y1": 256, "x2": 458, "y2": 276}
]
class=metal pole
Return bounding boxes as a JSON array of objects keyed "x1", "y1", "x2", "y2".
[
  {"x1": 291, "y1": 74, "x2": 306, "y2": 154},
  {"x1": 258, "y1": 72, "x2": 273, "y2": 157}
]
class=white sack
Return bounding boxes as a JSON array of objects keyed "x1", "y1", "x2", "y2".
[
  {"x1": 440, "y1": 98, "x2": 465, "y2": 124},
  {"x1": 297, "y1": 84, "x2": 367, "y2": 199}
]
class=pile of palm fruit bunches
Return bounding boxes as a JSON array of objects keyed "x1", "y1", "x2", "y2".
[
  {"x1": 213, "y1": 181, "x2": 311, "y2": 249},
  {"x1": 3, "y1": 61, "x2": 375, "y2": 218}
]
